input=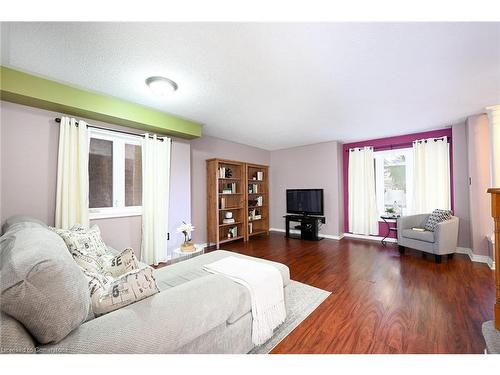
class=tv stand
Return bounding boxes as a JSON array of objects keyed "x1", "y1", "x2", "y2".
[{"x1": 284, "y1": 214, "x2": 326, "y2": 241}]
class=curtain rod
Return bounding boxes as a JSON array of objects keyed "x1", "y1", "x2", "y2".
[
  {"x1": 54, "y1": 118, "x2": 165, "y2": 142},
  {"x1": 345, "y1": 136, "x2": 448, "y2": 152}
]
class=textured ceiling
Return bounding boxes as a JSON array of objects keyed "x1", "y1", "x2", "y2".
[{"x1": 1, "y1": 22, "x2": 499, "y2": 150}]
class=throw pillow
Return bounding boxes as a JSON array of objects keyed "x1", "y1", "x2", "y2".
[
  {"x1": 103, "y1": 248, "x2": 140, "y2": 277},
  {"x1": 84, "y1": 267, "x2": 159, "y2": 317},
  {"x1": 424, "y1": 209, "x2": 452, "y2": 232},
  {"x1": 52, "y1": 224, "x2": 110, "y2": 274}
]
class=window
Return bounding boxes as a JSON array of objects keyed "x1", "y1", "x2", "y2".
[
  {"x1": 89, "y1": 128, "x2": 142, "y2": 219},
  {"x1": 374, "y1": 148, "x2": 414, "y2": 216}
]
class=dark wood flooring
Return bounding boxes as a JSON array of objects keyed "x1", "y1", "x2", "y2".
[{"x1": 215, "y1": 233, "x2": 495, "y2": 354}]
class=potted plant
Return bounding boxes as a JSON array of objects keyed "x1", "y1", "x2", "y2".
[
  {"x1": 385, "y1": 207, "x2": 396, "y2": 217},
  {"x1": 177, "y1": 221, "x2": 195, "y2": 252}
]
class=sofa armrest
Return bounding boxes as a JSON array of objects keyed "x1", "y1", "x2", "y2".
[
  {"x1": 434, "y1": 216, "x2": 459, "y2": 255},
  {"x1": 38, "y1": 274, "x2": 242, "y2": 354}
]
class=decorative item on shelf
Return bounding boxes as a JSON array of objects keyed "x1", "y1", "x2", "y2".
[
  {"x1": 248, "y1": 222, "x2": 253, "y2": 234},
  {"x1": 223, "y1": 212, "x2": 235, "y2": 224},
  {"x1": 227, "y1": 226, "x2": 238, "y2": 239},
  {"x1": 249, "y1": 209, "x2": 261, "y2": 221},
  {"x1": 220, "y1": 197, "x2": 226, "y2": 209},
  {"x1": 177, "y1": 221, "x2": 196, "y2": 252},
  {"x1": 219, "y1": 167, "x2": 233, "y2": 179}
]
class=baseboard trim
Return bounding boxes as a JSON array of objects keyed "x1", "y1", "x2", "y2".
[
  {"x1": 269, "y1": 228, "x2": 344, "y2": 241},
  {"x1": 343, "y1": 232, "x2": 397, "y2": 243},
  {"x1": 456, "y1": 247, "x2": 495, "y2": 270}
]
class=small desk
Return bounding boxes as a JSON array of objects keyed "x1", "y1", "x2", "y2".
[{"x1": 380, "y1": 215, "x2": 399, "y2": 246}]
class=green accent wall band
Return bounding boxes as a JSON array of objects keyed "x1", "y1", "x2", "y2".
[{"x1": 0, "y1": 66, "x2": 202, "y2": 139}]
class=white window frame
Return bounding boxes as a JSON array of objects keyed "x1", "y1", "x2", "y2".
[
  {"x1": 88, "y1": 128, "x2": 142, "y2": 220},
  {"x1": 374, "y1": 148, "x2": 414, "y2": 217}
]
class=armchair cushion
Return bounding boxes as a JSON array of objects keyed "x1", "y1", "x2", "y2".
[{"x1": 401, "y1": 229, "x2": 434, "y2": 243}]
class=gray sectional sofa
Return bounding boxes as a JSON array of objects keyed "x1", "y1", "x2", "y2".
[{"x1": 0, "y1": 216, "x2": 290, "y2": 354}]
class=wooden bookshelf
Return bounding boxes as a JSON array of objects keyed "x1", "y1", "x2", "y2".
[
  {"x1": 207, "y1": 159, "x2": 246, "y2": 249},
  {"x1": 207, "y1": 159, "x2": 269, "y2": 249},
  {"x1": 246, "y1": 163, "x2": 269, "y2": 240}
]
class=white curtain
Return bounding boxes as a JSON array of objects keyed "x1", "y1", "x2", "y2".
[
  {"x1": 348, "y1": 147, "x2": 378, "y2": 235},
  {"x1": 141, "y1": 134, "x2": 171, "y2": 265},
  {"x1": 412, "y1": 137, "x2": 450, "y2": 214},
  {"x1": 55, "y1": 117, "x2": 89, "y2": 229}
]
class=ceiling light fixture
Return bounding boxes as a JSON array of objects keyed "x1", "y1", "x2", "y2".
[{"x1": 145, "y1": 76, "x2": 178, "y2": 96}]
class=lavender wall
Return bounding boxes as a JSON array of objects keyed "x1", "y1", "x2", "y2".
[
  {"x1": 0, "y1": 101, "x2": 191, "y2": 258},
  {"x1": 190, "y1": 135, "x2": 270, "y2": 243},
  {"x1": 269, "y1": 141, "x2": 343, "y2": 238}
]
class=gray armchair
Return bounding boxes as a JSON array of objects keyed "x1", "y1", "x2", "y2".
[{"x1": 397, "y1": 214, "x2": 459, "y2": 263}]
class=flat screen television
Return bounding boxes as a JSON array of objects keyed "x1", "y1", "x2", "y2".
[{"x1": 286, "y1": 189, "x2": 324, "y2": 216}]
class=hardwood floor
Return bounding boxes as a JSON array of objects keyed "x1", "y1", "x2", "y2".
[{"x1": 215, "y1": 232, "x2": 495, "y2": 354}]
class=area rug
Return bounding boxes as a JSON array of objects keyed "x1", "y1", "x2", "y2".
[{"x1": 249, "y1": 280, "x2": 331, "y2": 354}]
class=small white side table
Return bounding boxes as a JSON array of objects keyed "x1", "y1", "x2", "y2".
[{"x1": 171, "y1": 244, "x2": 205, "y2": 263}]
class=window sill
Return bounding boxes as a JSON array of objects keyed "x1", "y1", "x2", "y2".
[{"x1": 89, "y1": 210, "x2": 142, "y2": 220}]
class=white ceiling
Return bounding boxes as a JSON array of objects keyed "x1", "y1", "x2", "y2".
[{"x1": 1, "y1": 22, "x2": 499, "y2": 150}]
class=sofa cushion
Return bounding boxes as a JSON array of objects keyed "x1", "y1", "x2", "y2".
[
  {"x1": 424, "y1": 209, "x2": 452, "y2": 231},
  {"x1": 401, "y1": 228, "x2": 435, "y2": 243},
  {"x1": 0, "y1": 312, "x2": 36, "y2": 354},
  {"x1": 38, "y1": 274, "x2": 242, "y2": 354},
  {"x1": 153, "y1": 250, "x2": 290, "y2": 324},
  {"x1": 2, "y1": 215, "x2": 47, "y2": 233},
  {"x1": 0, "y1": 225, "x2": 91, "y2": 344}
]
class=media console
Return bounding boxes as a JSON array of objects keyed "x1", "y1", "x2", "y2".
[{"x1": 284, "y1": 214, "x2": 326, "y2": 241}]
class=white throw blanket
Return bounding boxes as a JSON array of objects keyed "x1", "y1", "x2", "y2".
[{"x1": 203, "y1": 256, "x2": 286, "y2": 345}]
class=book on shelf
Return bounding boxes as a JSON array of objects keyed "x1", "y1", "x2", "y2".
[
  {"x1": 221, "y1": 182, "x2": 237, "y2": 194},
  {"x1": 256, "y1": 171, "x2": 263, "y2": 180},
  {"x1": 220, "y1": 197, "x2": 226, "y2": 209},
  {"x1": 227, "y1": 226, "x2": 238, "y2": 238},
  {"x1": 256, "y1": 196, "x2": 263, "y2": 206},
  {"x1": 218, "y1": 167, "x2": 233, "y2": 179},
  {"x1": 222, "y1": 218, "x2": 235, "y2": 224},
  {"x1": 248, "y1": 183, "x2": 258, "y2": 194},
  {"x1": 248, "y1": 222, "x2": 253, "y2": 234}
]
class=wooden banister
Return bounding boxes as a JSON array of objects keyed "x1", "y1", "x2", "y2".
[{"x1": 488, "y1": 188, "x2": 500, "y2": 329}]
